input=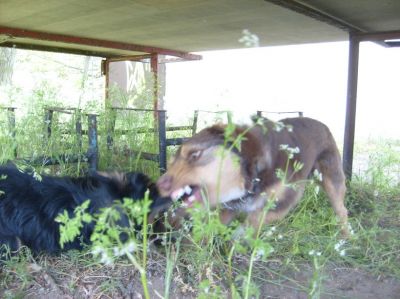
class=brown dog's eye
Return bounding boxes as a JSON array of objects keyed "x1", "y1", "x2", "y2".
[{"x1": 188, "y1": 150, "x2": 202, "y2": 163}]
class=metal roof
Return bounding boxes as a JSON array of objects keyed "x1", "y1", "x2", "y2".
[{"x1": 1, "y1": 0, "x2": 400, "y2": 58}]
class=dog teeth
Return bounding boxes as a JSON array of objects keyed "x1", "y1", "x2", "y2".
[
  {"x1": 171, "y1": 185, "x2": 194, "y2": 201},
  {"x1": 172, "y1": 188, "x2": 185, "y2": 200},
  {"x1": 184, "y1": 185, "x2": 192, "y2": 195}
]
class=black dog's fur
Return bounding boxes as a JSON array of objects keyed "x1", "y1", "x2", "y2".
[{"x1": 0, "y1": 166, "x2": 172, "y2": 256}]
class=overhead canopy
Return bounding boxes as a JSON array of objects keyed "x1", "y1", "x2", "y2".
[{"x1": 1, "y1": 0, "x2": 400, "y2": 59}]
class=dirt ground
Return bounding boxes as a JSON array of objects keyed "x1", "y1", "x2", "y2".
[{"x1": 2, "y1": 259, "x2": 399, "y2": 299}]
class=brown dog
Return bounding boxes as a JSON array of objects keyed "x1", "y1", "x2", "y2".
[{"x1": 157, "y1": 117, "x2": 349, "y2": 236}]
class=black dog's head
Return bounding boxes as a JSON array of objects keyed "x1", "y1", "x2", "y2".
[{"x1": 95, "y1": 171, "x2": 174, "y2": 232}]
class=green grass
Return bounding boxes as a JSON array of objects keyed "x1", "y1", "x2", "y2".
[{"x1": 1, "y1": 100, "x2": 399, "y2": 298}]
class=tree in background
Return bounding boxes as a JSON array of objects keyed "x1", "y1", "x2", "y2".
[{"x1": 0, "y1": 48, "x2": 16, "y2": 86}]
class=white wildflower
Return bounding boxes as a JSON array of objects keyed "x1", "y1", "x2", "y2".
[
  {"x1": 334, "y1": 239, "x2": 346, "y2": 252},
  {"x1": 113, "y1": 247, "x2": 122, "y2": 256},
  {"x1": 274, "y1": 121, "x2": 285, "y2": 132},
  {"x1": 92, "y1": 246, "x2": 113, "y2": 265},
  {"x1": 91, "y1": 246, "x2": 104, "y2": 256},
  {"x1": 347, "y1": 223, "x2": 355, "y2": 236},
  {"x1": 279, "y1": 144, "x2": 300, "y2": 159},
  {"x1": 313, "y1": 169, "x2": 323, "y2": 182},
  {"x1": 113, "y1": 241, "x2": 136, "y2": 257},
  {"x1": 314, "y1": 185, "x2": 320, "y2": 195},
  {"x1": 279, "y1": 144, "x2": 288, "y2": 150},
  {"x1": 265, "y1": 226, "x2": 276, "y2": 237},
  {"x1": 255, "y1": 248, "x2": 265, "y2": 260},
  {"x1": 100, "y1": 252, "x2": 113, "y2": 265},
  {"x1": 308, "y1": 250, "x2": 322, "y2": 256}
]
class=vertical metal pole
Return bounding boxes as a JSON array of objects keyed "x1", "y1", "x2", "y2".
[
  {"x1": 44, "y1": 109, "x2": 53, "y2": 139},
  {"x1": 192, "y1": 110, "x2": 199, "y2": 135},
  {"x1": 7, "y1": 108, "x2": 17, "y2": 157},
  {"x1": 75, "y1": 109, "x2": 82, "y2": 150},
  {"x1": 158, "y1": 110, "x2": 167, "y2": 174},
  {"x1": 87, "y1": 114, "x2": 98, "y2": 172},
  {"x1": 107, "y1": 109, "x2": 117, "y2": 150},
  {"x1": 343, "y1": 34, "x2": 360, "y2": 180}
]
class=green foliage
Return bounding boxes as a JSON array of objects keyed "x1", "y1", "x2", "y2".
[
  {"x1": 1, "y1": 67, "x2": 399, "y2": 297},
  {"x1": 57, "y1": 192, "x2": 152, "y2": 298},
  {"x1": 56, "y1": 200, "x2": 92, "y2": 249}
]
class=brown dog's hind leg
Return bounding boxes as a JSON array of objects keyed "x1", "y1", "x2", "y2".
[{"x1": 316, "y1": 151, "x2": 350, "y2": 237}]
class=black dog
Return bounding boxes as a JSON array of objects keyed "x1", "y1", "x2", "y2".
[{"x1": 0, "y1": 166, "x2": 172, "y2": 256}]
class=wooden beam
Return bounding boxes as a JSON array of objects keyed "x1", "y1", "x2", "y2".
[
  {"x1": 0, "y1": 26, "x2": 202, "y2": 60},
  {"x1": 343, "y1": 34, "x2": 360, "y2": 180}
]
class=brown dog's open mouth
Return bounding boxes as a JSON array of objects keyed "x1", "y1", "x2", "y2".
[{"x1": 171, "y1": 185, "x2": 203, "y2": 208}]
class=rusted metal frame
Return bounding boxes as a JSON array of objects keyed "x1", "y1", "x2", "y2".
[
  {"x1": 111, "y1": 107, "x2": 166, "y2": 112},
  {"x1": 112, "y1": 147, "x2": 159, "y2": 163},
  {"x1": 343, "y1": 34, "x2": 360, "y2": 180},
  {"x1": 192, "y1": 110, "x2": 199, "y2": 135},
  {"x1": 44, "y1": 109, "x2": 54, "y2": 140},
  {"x1": 166, "y1": 137, "x2": 190, "y2": 146},
  {"x1": 114, "y1": 125, "x2": 194, "y2": 135},
  {"x1": 157, "y1": 110, "x2": 167, "y2": 173},
  {"x1": 106, "y1": 55, "x2": 152, "y2": 63},
  {"x1": 107, "y1": 55, "x2": 203, "y2": 64},
  {"x1": 87, "y1": 114, "x2": 99, "y2": 172},
  {"x1": 106, "y1": 111, "x2": 117, "y2": 150},
  {"x1": 22, "y1": 154, "x2": 86, "y2": 167},
  {"x1": 45, "y1": 106, "x2": 76, "y2": 114},
  {"x1": 159, "y1": 57, "x2": 194, "y2": 63},
  {"x1": 103, "y1": 59, "x2": 110, "y2": 102},
  {"x1": 151, "y1": 53, "x2": 160, "y2": 112},
  {"x1": 75, "y1": 110, "x2": 83, "y2": 151},
  {"x1": 0, "y1": 42, "x2": 110, "y2": 57},
  {"x1": 5, "y1": 107, "x2": 17, "y2": 157},
  {"x1": 106, "y1": 107, "x2": 197, "y2": 173},
  {"x1": 0, "y1": 26, "x2": 202, "y2": 61}
]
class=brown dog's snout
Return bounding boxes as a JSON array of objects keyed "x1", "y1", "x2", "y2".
[{"x1": 157, "y1": 174, "x2": 173, "y2": 193}]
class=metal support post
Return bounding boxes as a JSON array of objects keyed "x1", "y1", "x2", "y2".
[
  {"x1": 87, "y1": 114, "x2": 98, "y2": 172},
  {"x1": 157, "y1": 110, "x2": 167, "y2": 173},
  {"x1": 343, "y1": 34, "x2": 360, "y2": 180}
]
